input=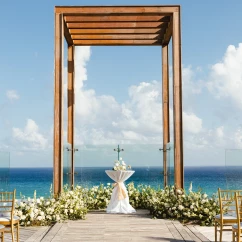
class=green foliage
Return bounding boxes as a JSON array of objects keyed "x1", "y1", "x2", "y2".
[{"x1": 15, "y1": 183, "x2": 219, "y2": 226}]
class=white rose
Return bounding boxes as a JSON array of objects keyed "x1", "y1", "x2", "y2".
[
  {"x1": 204, "y1": 208, "x2": 209, "y2": 213},
  {"x1": 178, "y1": 205, "x2": 184, "y2": 210}
]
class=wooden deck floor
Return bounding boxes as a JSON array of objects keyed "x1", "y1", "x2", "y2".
[
  {"x1": 3, "y1": 210, "x2": 234, "y2": 241},
  {"x1": 40, "y1": 210, "x2": 214, "y2": 242},
  {"x1": 3, "y1": 225, "x2": 49, "y2": 242}
]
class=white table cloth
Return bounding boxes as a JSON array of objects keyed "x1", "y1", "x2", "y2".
[{"x1": 105, "y1": 170, "x2": 136, "y2": 214}]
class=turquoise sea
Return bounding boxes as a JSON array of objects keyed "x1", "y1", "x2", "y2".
[{"x1": 1, "y1": 166, "x2": 241, "y2": 198}]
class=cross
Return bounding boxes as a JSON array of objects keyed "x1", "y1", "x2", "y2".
[{"x1": 113, "y1": 145, "x2": 124, "y2": 160}]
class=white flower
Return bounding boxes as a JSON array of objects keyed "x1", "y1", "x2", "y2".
[
  {"x1": 178, "y1": 205, "x2": 184, "y2": 210},
  {"x1": 177, "y1": 189, "x2": 182, "y2": 194},
  {"x1": 204, "y1": 208, "x2": 209, "y2": 213}
]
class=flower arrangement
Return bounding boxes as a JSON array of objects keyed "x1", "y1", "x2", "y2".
[
  {"x1": 15, "y1": 183, "x2": 219, "y2": 227},
  {"x1": 112, "y1": 157, "x2": 131, "y2": 171}
]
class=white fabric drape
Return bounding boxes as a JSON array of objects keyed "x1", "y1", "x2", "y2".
[{"x1": 105, "y1": 170, "x2": 136, "y2": 214}]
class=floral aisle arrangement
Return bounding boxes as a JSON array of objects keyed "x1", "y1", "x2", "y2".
[
  {"x1": 14, "y1": 183, "x2": 219, "y2": 226},
  {"x1": 15, "y1": 186, "x2": 88, "y2": 226},
  {"x1": 112, "y1": 157, "x2": 131, "y2": 171}
]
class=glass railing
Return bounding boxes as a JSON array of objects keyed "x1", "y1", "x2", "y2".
[
  {"x1": 74, "y1": 144, "x2": 163, "y2": 189},
  {"x1": 7, "y1": 150, "x2": 52, "y2": 198},
  {"x1": 0, "y1": 151, "x2": 10, "y2": 192},
  {"x1": 63, "y1": 143, "x2": 72, "y2": 188},
  {"x1": 225, "y1": 149, "x2": 242, "y2": 190},
  {"x1": 166, "y1": 142, "x2": 174, "y2": 186}
]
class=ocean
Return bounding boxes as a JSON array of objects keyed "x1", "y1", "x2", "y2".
[{"x1": 1, "y1": 166, "x2": 241, "y2": 198}]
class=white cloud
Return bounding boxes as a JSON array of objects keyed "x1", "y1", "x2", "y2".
[
  {"x1": 6, "y1": 90, "x2": 19, "y2": 100},
  {"x1": 69, "y1": 47, "x2": 164, "y2": 145},
  {"x1": 182, "y1": 65, "x2": 203, "y2": 95},
  {"x1": 183, "y1": 112, "x2": 203, "y2": 134},
  {"x1": 12, "y1": 119, "x2": 48, "y2": 150},
  {"x1": 207, "y1": 43, "x2": 242, "y2": 108}
]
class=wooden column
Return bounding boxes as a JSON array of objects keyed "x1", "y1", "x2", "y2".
[
  {"x1": 172, "y1": 9, "x2": 184, "y2": 188},
  {"x1": 162, "y1": 44, "x2": 170, "y2": 187},
  {"x1": 67, "y1": 44, "x2": 75, "y2": 188},
  {"x1": 54, "y1": 13, "x2": 64, "y2": 195}
]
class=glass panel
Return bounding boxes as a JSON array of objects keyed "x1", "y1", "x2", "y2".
[
  {"x1": 63, "y1": 143, "x2": 72, "y2": 188},
  {"x1": 121, "y1": 144, "x2": 163, "y2": 189},
  {"x1": 225, "y1": 149, "x2": 242, "y2": 190},
  {"x1": 74, "y1": 145, "x2": 117, "y2": 188},
  {"x1": 0, "y1": 152, "x2": 10, "y2": 192},
  {"x1": 167, "y1": 142, "x2": 174, "y2": 186},
  {"x1": 74, "y1": 144, "x2": 163, "y2": 189}
]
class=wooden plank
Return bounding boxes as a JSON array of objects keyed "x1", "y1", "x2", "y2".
[
  {"x1": 186, "y1": 225, "x2": 211, "y2": 242},
  {"x1": 172, "y1": 10, "x2": 184, "y2": 189},
  {"x1": 63, "y1": 17, "x2": 73, "y2": 45},
  {"x1": 163, "y1": 16, "x2": 173, "y2": 45},
  {"x1": 73, "y1": 39, "x2": 161, "y2": 45},
  {"x1": 70, "y1": 28, "x2": 162, "y2": 34},
  {"x1": 64, "y1": 15, "x2": 170, "y2": 22},
  {"x1": 172, "y1": 221, "x2": 196, "y2": 241},
  {"x1": 183, "y1": 226, "x2": 202, "y2": 242},
  {"x1": 67, "y1": 44, "x2": 75, "y2": 188},
  {"x1": 55, "y1": 6, "x2": 179, "y2": 14},
  {"x1": 67, "y1": 22, "x2": 166, "y2": 29},
  {"x1": 54, "y1": 13, "x2": 64, "y2": 195},
  {"x1": 71, "y1": 34, "x2": 160, "y2": 40},
  {"x1": 165, "y1": 220, "x2": 184, "y2": 241},
  {"x1": 162, "y1": 44, "x2": 170, "y2": 187}
]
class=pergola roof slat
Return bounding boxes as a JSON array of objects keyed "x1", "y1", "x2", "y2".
[
  {"x1": 73, "y1": 39, "x2": 161, "y2": 45},
  {"x1": 67, "y1": 22, "x2": 166, "y2": 29},
  {"x1": 55, "y1": 6, "x2": 179, "y2": 14},
  {"x1": 69, "y1": 28, "x2": 162, "y2": 34},
  {"x1": 64, "y1": 15, "x2": 170, "y2": 22},
  {"x1": 71, "y1": 34, "x2": 161, "y2": 40}
]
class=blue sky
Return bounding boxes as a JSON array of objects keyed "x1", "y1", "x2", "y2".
[{"x1": 0, "y1": 0, "x2": 242, "y2": 167}]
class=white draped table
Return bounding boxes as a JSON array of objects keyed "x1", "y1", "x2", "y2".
[{"x1": 105, "y1": 170, "x2": 136, "y2": 214}]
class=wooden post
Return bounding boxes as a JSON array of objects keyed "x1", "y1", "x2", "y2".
[
  {"x1": 54, "y1": 13, "x2": 64, "y2": 195},
  {"x1": 67, "y1": 44, "x2": 75, "y2": 188},
  {"x1": 162, "y1": 44, "x2": 170, "y2": 187},
  {"x1": 172, "y1": 9, "x2": 184, "y2": 188}
]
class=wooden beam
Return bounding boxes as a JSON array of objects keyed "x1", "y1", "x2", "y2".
[
  {"x1": 63, "y1": 18, "x2": 73, "y2": 45},
  {"x1": 67, "y1": 45, "x2": 75, "y2": 188},
  {"x1": 55, "y1": 6, "x2": 179, "y2": 14},
  {"x1": 163, "y1": 16, "x2": 173, "y2": 45},
  {"x1": 54, "y1": 13, "x2": 64, "y2": 195},
  {"x1": 162, "y1": 44, "x2": 170, "y2": 187},
  {"x1": 70, "y1": 28, "x2": 162, "y2": 34},
  {"x1": 65, "y1": 15, "x2": 170, "y2": 22},
  {"x1": 73, "y1": 39, "x2": 161, "y2": 45},
  {"x1": 68, "y1": 22, "x2": 166, "y2": 29},
  {"x1": 71, "y1": 34, "x2": 160, "y2": 40},
  {"x1": 172, "y1": 9, "x2": 184, "y2": 189}
]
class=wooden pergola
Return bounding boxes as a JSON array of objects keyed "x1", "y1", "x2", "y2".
[{"x1": 54, "y1": 5, "x2": 183, "y2": 194}]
